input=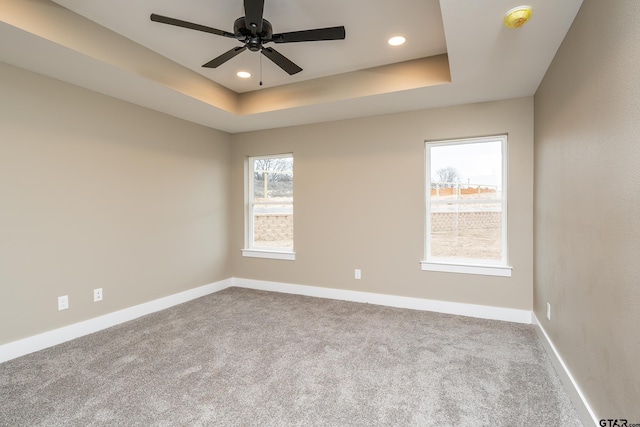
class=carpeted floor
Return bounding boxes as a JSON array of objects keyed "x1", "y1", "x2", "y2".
[{"x1": 0, "y1": 287, "x2": 582, "y2": 426}]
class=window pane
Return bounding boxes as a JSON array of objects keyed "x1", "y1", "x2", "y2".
[
  {"x1": 246, "y1": 154, "x2": 294, "y2": 256},
  {"x1": 252, "y1": 157, "x2": 293, "y2": 201},
  {"x1": 430, "y1": 140, "x2": 502, "y2": 200},
  {"x1": 430, "y1": 202, "x2": 502, "y2": 261},
  {"x1": 253, "y1": 204, "x2": 293, "y2": 249}
]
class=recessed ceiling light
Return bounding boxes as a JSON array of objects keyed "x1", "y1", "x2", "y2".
[
  {"x1": 236, "y1": 71, "x2": 251, "y2": 79},
  {"x1": 504, "y1": 6, "x2": 533, "y2": 28},
  {"x1": 388, "y1": 36, "x2": 406, "y2": 46}
]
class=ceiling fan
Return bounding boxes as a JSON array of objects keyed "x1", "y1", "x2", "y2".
[{"x1": 150, "y1": 0, "x2": 346, "y2": 76}]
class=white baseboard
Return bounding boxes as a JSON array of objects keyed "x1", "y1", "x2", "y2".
[
  {"x1": 532, "y1": 313, "x2": 598, "y2": 426},
  {"x1": 231, "y1": 278, "x2": 532, "y2": 324},
  {"x1": 1, "y1": 277, "x2": 532, "y2": 365},
  {"x1": 0, "y1": 278, "x2": 233, "y2": 364}
]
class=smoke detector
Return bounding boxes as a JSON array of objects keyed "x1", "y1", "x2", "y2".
[{"x1": 504, "y1": 6, "x2": 533, "y2": 28}]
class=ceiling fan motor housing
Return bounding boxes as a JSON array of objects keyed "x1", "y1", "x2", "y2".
[{"x1": 234, "y1": 17, "x2": 273, "y2": 51}]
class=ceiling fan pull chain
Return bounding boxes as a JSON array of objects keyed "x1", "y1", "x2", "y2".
[{"x1": 260, "y1": 53, "x2": 263, "y2": 86}]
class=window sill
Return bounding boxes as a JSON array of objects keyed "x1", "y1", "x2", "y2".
[
  {"x1": 242, "y1": 249, "x2": 296, "y2": 261},
  {"x1": 420, "y1": 261, "x2": 512, "y2": 277}
]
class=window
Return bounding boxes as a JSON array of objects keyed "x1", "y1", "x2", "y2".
[
  {"x1": 422, "y1": 135, "x2": 511, "y2": 277},
  {"x1": 242, "y1": 154, "x2": 294, "y2": 260}
]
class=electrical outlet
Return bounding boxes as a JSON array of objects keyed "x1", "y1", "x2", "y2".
[
  {"x1": 354, "y1": 269, "x2": 362, "y2": 280},
  {"x1": 546, "y1": 302, "x2": 551, "y2": 320},
  {"x1": 58, "y1": 295, "x2": 69, "y2": 311},
  {"x1": 94, "y1": 288, "x2": 103, "y2": 302}
]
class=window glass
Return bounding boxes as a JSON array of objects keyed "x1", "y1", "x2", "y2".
[
  {"x1": 426, "y1": 137, "x2": 507, "y2": 266},
  {"x1": 248, "y1": 155, "x2": 293, "y2": 251}
]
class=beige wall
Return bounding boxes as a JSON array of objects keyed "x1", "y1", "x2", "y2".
[
  {"x1": 534, "y1": 0, "x2": 640, "y2": 420},
  {"x1": 231, "y1": 97, "x2": 534, "y2": 310},
  {"x1": 0, "y1": 62, "x2": 231, "y2": 345}
]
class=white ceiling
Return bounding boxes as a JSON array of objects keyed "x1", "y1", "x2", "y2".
[{"x1": 0, "y1": 0, "x2": 583, "y2": 133}]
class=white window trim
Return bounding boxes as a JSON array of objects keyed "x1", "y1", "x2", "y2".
[
  {"x1": 420, "y1": 261, "x2": 512, "y2": 277},
  {"x1": 422, "y1": 135, "x2": 511, "y2": 276},
  {"x1": 243, "y1": 153, "x2": 295, "y2": 260},
  {"x1": 241, "y1": 249, "x2": 296, "y2": 261}
]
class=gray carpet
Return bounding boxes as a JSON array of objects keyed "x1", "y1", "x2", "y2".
[{"x1": 1, "y1": 287, "x2": 582, "y2": 426}]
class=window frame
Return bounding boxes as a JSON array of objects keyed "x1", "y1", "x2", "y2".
[
  {"x1": 421, "y1": 135, "x2": 512, "y2": 277},
  {"x1": 242, "y1": 153, "x2": 295, "y2": 261}
]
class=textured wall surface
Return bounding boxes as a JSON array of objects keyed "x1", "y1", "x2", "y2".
[
  {"x1": 231, "y1": 97, "x2": 534, "y2": 310},
  {"x1": 0, "y1": 63, "x2": 231, "y2": 344},
  {"x1": 534, "y1": 0, "x2": 640, "y2": 419}
]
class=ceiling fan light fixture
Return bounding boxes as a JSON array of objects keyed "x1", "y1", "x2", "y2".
[
  {"x1": 504, "y1": 6, "x2": 533, "y2": 28},
  {"x1": 388, "y1": 36, "x2": 406, "y2": 46},
  {"x1": 237, "y1": 71, "x2": 252, "y2": 78}
]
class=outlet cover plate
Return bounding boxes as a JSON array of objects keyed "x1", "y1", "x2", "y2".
[
  {"x1": 94, "y1": 288, "x2": 103, "y2": 302},
  {"x1": 58, "y1": 295, "x2": 69, "y2": 311},
  {"x1": 546, "y1": 302, "x2": 551, "y2": 320}
]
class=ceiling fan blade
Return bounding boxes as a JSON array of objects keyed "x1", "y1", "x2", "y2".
[
  {"x1": 202, "y1": 46, "x2": 247, "y2": 68},
  {"x1": 244, "y1": 0, "x2": 265, "y2": 35},
  {"x1": 150, "y1": 14, "x2": 235, "y2": 38},
  {"x1": 272, "y1": 26, "x2": 346, "y2": 43},
  {"x1": 261, "y1": 47, "x2": 302, "y2": 75}
]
